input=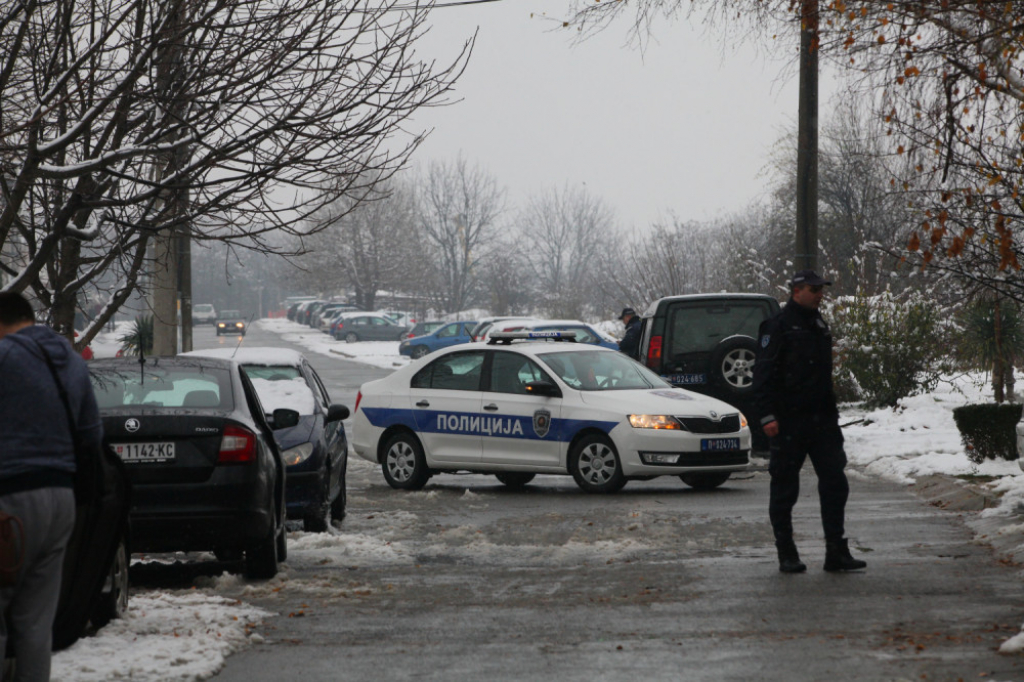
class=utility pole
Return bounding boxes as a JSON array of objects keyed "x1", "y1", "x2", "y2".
[
  {"x1": 795, "y1": 0, "x2": 819, "y2": 271},
  {"x1": 150, "y1": 1, "x2": 192, "y2": 355}
]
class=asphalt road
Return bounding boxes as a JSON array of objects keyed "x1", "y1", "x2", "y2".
[{"x1": 194, "y1": 322, "x2": 1024, "y2": 681}]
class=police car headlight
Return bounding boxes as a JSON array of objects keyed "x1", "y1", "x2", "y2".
[
  {"x1": 628, "y1": 415, "x2": 683, "y2": 430},
  {"x1": 282, "y1": 442, "x2": 315, "y2": 466}
]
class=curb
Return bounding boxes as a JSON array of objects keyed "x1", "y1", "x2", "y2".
[{"x1": 907, "y1": 474, "x2": 1002, "y2": 512}]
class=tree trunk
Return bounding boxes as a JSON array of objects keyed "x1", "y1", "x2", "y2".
[{"x1": 994, "y1": 297, "x2": 1005, "y2": 403}]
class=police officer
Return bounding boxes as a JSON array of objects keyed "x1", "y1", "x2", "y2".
[
  {"x1": 752, "y1": 270, "x2": 866, "y2": 574},
  {"x1": 617, "y1": 307, "x2": 641, "y2": 360}
]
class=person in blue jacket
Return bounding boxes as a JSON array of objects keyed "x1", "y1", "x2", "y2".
[
  {"x1": 0, "y1": 291, "x2": 103, "y2": 679},
  {"x1": 752, "y1": 271, "x2": 866, "y2": 575},
  {"x1": 617, "y1": 307, "x2": 641, "y2": 360}
]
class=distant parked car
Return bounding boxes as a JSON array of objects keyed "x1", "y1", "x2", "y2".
[
  {"x1": 183, "y1": 348, "x2": 350, "y2": 531},
  {"x1": 510, "y1": 320, "x2": 619, "y2": 350},
  {"x1": 216, "y1": 310, "x2": 247, "y2": 336},
  {"x1": 332, "y1": 313, "x2": 407, "y2": 343},
  {"x1": 90, "y1": 355, "x2": 291, "y2": 578},
  {"x1": 403, "y1": 320, "x2": 445, "y2": 340},
  {"x1": 399, "y1": 320, "x2": 478, "y2": 359},
  {"x1": 192, "y1": 303, "x2": 217, "y2": 325}
]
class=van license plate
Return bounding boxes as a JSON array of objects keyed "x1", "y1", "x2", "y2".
[
  {"x1": 701, "y1": 438, "x2": 740, "y2": 452},
  {"x1": 112, "y1": 442, "x2": 176, "y2": 462}
]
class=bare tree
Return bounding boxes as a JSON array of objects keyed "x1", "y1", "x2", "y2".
[
  {"x1": 287, "y1": 178, "x2": 422, "y2": 311},
  {"x1": 0, "y1": 0, "x2": 469, "y2": 348},
  {"x1": 517, "y1": 183, "x2": 614, "y2": 319},
  {"x1": 415, "y1": 155, "x2": 504, "y2": 313}
]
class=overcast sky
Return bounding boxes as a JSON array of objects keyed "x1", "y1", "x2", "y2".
[{"x1": 408, "y1": 0, "x2": 839, "y2": 232}]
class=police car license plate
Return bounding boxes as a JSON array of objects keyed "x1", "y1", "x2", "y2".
[
  {"x1": 112, "y1": 442, "x2": 176, "y2": 463},
  {"x1": 701, "y1": 438, "x2": 740, "y2": 452}
]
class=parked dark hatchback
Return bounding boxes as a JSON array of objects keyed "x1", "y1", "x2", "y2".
[
  {"x1": 183, "y1": 348, "x2": 350, "y2": 531},
  {"x1": 637, "y1": 293, "x2": 781, "y2": 451},
  {"x1": 89, "y1": 356, "x2": 293, "y2": 579}
]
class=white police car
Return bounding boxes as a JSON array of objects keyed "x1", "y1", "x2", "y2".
[{"x1": 351, "y1": 332, "x2": 751, "y2": 493}]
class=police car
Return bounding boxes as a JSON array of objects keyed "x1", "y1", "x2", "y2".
[{"x1": 351, "y1": 332, "x2": 751, "y2": 493}]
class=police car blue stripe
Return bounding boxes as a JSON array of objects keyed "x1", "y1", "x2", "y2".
[{"x1": 362, "y1": 407, "x2": 618, "y2": 442}]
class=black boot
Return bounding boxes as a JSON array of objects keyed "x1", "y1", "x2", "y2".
[
  {"x1": 776, "y1": 538, "x2": 807, "y2": 574},
  {"x1": 824, "y1": 539, "x2": 867, "y2": 572}
]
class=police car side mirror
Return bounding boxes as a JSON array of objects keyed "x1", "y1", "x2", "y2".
[
  {"x1": 326, "y1": 403, "x2": 350, "y2": 423},
  {"x1": 524, "y1": 380, "x2": 560, "y2": 398}
]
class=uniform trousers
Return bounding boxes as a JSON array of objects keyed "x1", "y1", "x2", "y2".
[
  {"x1": 0, "y1": 487, "x2": 75, "y2": 682},
  {"x1": 768, "y1": 415, "x2": 849, "y2": 543}
]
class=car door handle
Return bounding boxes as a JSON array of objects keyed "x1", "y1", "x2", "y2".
[
  {"x1": 483, "y1": 403, "x2": 499, "y2": 411},
  {"x1": 416, "y1": 400, "x2": 430, "y2": 408}
]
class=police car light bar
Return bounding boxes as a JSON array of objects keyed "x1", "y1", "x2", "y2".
[{"x1": 487, "y1": 331, "x2": 578, "y2": 345}]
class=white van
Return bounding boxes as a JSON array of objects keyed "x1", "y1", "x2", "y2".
[{"x1": 192, "y1": 303, "x2": 217, "y2": 325}]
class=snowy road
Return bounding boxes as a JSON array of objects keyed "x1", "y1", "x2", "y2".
[{"x1": 56, "y1": 321, "x2": 1024, "y2": 681}]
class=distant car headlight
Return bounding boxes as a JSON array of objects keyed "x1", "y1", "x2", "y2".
[
  {"x1": 400, "y1": 341, "x2": 409, "y2": 348},
  {"x1": 235, "y1": 322, "x2": 244, "y2": 328},
  {"x1": 282, "y1": 442, "x2": 315, "y2": 466},
  {"x1": 217, "y1": 323, "x2": 226, "y2": 328},
  {"x1": 628, "y1": 414, "x2": 683, "y2": 430}
]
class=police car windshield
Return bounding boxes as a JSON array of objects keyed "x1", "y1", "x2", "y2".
[{"x1": 537, "y1": 350, "x2": 671, "y2": 391}]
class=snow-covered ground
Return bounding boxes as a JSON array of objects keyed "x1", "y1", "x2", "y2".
[
  {"x1": 258, "y1": 318, "x2": 412, "y2": 370},
  {"x1": 59, "y1": 318, "x2": 1024, "y2": 676}
]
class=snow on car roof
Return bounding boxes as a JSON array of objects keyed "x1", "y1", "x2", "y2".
[{"x1": 181, "y1": 347, "x2": 306, "y2": 367}]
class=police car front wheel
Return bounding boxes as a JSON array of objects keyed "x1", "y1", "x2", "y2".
[
  {"x1": 569, "y1": 434, "x2": 627, "y2": 494},
  {"x1": 382, "y1": 433, "x2": 430, "y2": 491}
]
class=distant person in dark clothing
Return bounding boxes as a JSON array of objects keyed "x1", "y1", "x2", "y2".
[
  {"x1": 0, "y1": 291, "x2": 103, "y2": 679},
  {"x1": 752, "y1": 270, "x2": 866, "y2": 575},
  {"x1": 617, "y1": 307, "x2": 641, "y2": 360}
]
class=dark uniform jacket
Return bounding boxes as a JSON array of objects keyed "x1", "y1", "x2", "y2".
[
  {"x1": 752, "y1": 298, "x2": 839, "y2": 428},
  {"x1": 618, "y1": 316, "x2": 642, "y2": 360}
]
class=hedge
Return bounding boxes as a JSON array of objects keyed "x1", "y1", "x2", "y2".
[{"x1": 951, "y1": 403, "x2": 1023, "y2": 463}]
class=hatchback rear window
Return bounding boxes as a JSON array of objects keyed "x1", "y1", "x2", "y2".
[
  {"x1": 667, "y1": 302, "x2": 772, "y2": 356},
  {"x1": 90, "y1": 367, "x2": 233, "y2": 410}
]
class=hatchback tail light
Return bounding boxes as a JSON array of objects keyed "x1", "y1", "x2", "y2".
[
  {"x1": 646, "y1": 335, "x2": 663, "y2": 370},
  {"x1": 354, "y1": 391, "x2": 362, "y2": 414},
  {"x1": 219, "y1": 425, "x2": 257, "y2": 464}
]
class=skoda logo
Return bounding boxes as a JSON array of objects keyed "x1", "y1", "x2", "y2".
[
  {"x1": 709, "y1": 410, "x2": 719, "y2": 420},
  {"x1": 125, "y1": 418, "x2": 140, "y2": 433}
]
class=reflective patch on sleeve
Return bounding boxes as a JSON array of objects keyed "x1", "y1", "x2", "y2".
[{"x1": 761, "y1": 334, "x2": 771, "y2": 348}]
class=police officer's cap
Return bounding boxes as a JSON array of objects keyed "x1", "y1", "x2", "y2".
[
  {"x1": 789, "y1": 269, "x2": 832, "y2": 287},
  {"x1": 619, "y1": 307, "x2": 636, "y2": 320}
]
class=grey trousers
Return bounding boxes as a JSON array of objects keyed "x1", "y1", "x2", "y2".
[{"x1": 0, "y1": 487, "x2": 75, "y2": 682}]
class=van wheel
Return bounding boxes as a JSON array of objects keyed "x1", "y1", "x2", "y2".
[
  {"x1": 680, "y1": 472, "x2": 731, "y2": 490},
  {"x1": 569, "y1": 434, "x2": 626, "y2": 494},
  {"x1": 710, "y1": 336, "x2": 758, "y2": 396}
]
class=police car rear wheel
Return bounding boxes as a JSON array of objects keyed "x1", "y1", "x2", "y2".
[
  {"x1": 569, "y1": 434, "x2": 626, "y2": 494},
  {"x1": 382, "y1": 433, "x2": 429, "y2": 490},
  {"x1": 495, "y1": 472, "x2": 535, "y2": 489}
]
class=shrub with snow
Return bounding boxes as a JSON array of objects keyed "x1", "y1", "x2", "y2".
[{"x1": 827, "y1": 290, "x2": 953, "y2": 408}]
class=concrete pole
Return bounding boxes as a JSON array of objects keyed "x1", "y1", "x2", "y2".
[{"x1": 795, "y1": 0, "x2": 819, "y2": 272}]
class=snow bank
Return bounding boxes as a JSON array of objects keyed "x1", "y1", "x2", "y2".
[{"x1": 52, "y1": 592, "x2": 271, "y2": 681}]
